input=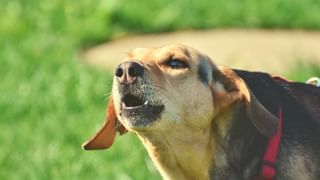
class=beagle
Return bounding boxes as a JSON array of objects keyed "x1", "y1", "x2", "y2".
[{"x1": 83, "y1": 44, "x2": 320, "y2": 180}]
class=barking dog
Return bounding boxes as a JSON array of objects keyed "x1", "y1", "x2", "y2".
[{"x1": 83, "y1": 44, "x2": 320, "y2": 180}]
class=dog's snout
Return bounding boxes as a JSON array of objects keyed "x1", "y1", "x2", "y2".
[{"x1": 115, "y1": 61, "x2": 144, "y2": 84}]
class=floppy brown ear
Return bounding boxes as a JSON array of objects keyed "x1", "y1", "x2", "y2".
[
  {"x1": 211, "y1": 66, "x2": 278, "y2": 137},
  {"x1": 82, "y1": 96, "x2": 127, "y2": 150}
]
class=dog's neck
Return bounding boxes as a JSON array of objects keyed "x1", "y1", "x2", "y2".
[
  {"x1": 136, "y1": 124, "x2": 214, "y2": 180},
  {"x1": 134, "y1": 108, "x2": 236, "y2": 180},
  {"x1": 209, "y1": 103, "x2": 268, "y2": 179},
  {"x1": 135, "y1": 104, "x2": 268, "y2": 180}
]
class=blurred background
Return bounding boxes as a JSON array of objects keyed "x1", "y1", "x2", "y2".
[{"x1": 1, "y1": 0, "x2": 320, "y2": 179}]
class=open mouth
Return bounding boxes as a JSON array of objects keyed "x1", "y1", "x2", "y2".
[
  {"x1": 120, "y1": 93, "x2": 164, "y2": 122},
  {"x1": 122, "y1": 94, "x2": 145, "y2": 108}
]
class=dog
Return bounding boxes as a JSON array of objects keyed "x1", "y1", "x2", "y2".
[{"x1": 83, "y1": 44, "x2": 320, "y2": 180}]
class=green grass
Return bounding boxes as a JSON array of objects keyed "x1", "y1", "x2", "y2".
[
  {"x1": 287, "y1": 62, "x2": 320, "y2": 82},
  {"x1": 108, "y1": 0, "x2": 320, "y2": 34},
  {"x1": 0, "y1": 0, "x2": 161, "y2": 179},
  {"x1": 1, "y1": 0, "x2": 320, "y2": 179}
]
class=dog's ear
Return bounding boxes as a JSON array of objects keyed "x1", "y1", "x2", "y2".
[
  {"x1": 246, "y1": 92, "x2": 278, "y2": 137},
  {"x1": 209, "y1": 66, "x2": 278, "y2": 137},
  {"x1": 82, "y1": 96, "x2": 127, "y2": 150}
]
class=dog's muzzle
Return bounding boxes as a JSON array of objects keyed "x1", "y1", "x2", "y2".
[{"x1": 115, "y1": 61, "x2": 164, "y2": 127}]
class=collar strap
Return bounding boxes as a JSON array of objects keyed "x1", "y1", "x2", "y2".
[{"x1": 260, "y1": 105, "x2": 283, "y2": 180}]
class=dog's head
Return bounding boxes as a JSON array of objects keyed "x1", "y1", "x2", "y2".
[{"x1": 83, "y1": 44, "x2": 278, "y2": 150}]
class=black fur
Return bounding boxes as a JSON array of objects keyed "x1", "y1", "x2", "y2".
[
  {"x1": 198, "y1": 60, "x2": 212, "y2": 85},
  {"x1": 209, "y1": 70, "x2": 320, "y2": 179}
]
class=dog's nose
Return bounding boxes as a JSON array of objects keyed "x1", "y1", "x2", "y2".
[{"x1": 115, "y1": 61, "x2": 144, "y2": 84}]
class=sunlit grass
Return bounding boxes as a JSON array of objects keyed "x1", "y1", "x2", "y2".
[{"x1": 287, "y1": 62, "x2": 320, "y2": 82}]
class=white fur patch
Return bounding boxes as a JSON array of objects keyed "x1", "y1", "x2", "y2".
[{"x1": 214, "y1": 81, "x2": 226, "y2": 94}]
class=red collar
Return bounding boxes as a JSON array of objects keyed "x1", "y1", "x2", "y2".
[{"x1": 260, "y1": 106, "x2": 283, "y2": 180}]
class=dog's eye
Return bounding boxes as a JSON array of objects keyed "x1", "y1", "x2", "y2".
[{"x1": 166, "y1": 59, "x2": 188, "y2": 69}]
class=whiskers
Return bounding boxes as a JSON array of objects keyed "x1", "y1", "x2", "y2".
[
  {"x1": 104, "y1": 81, "x2": 114, "y2": 87},
  {"x1": 103, "y1": 93, "x2": 112, "y2": 102},
  {"x1": 151, "y1": 84, "x2": 167, "y2": 92}
]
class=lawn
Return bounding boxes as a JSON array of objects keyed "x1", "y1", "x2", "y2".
[{"x1": 1, "y1": 0, "x2": 320, "y2": 179}]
